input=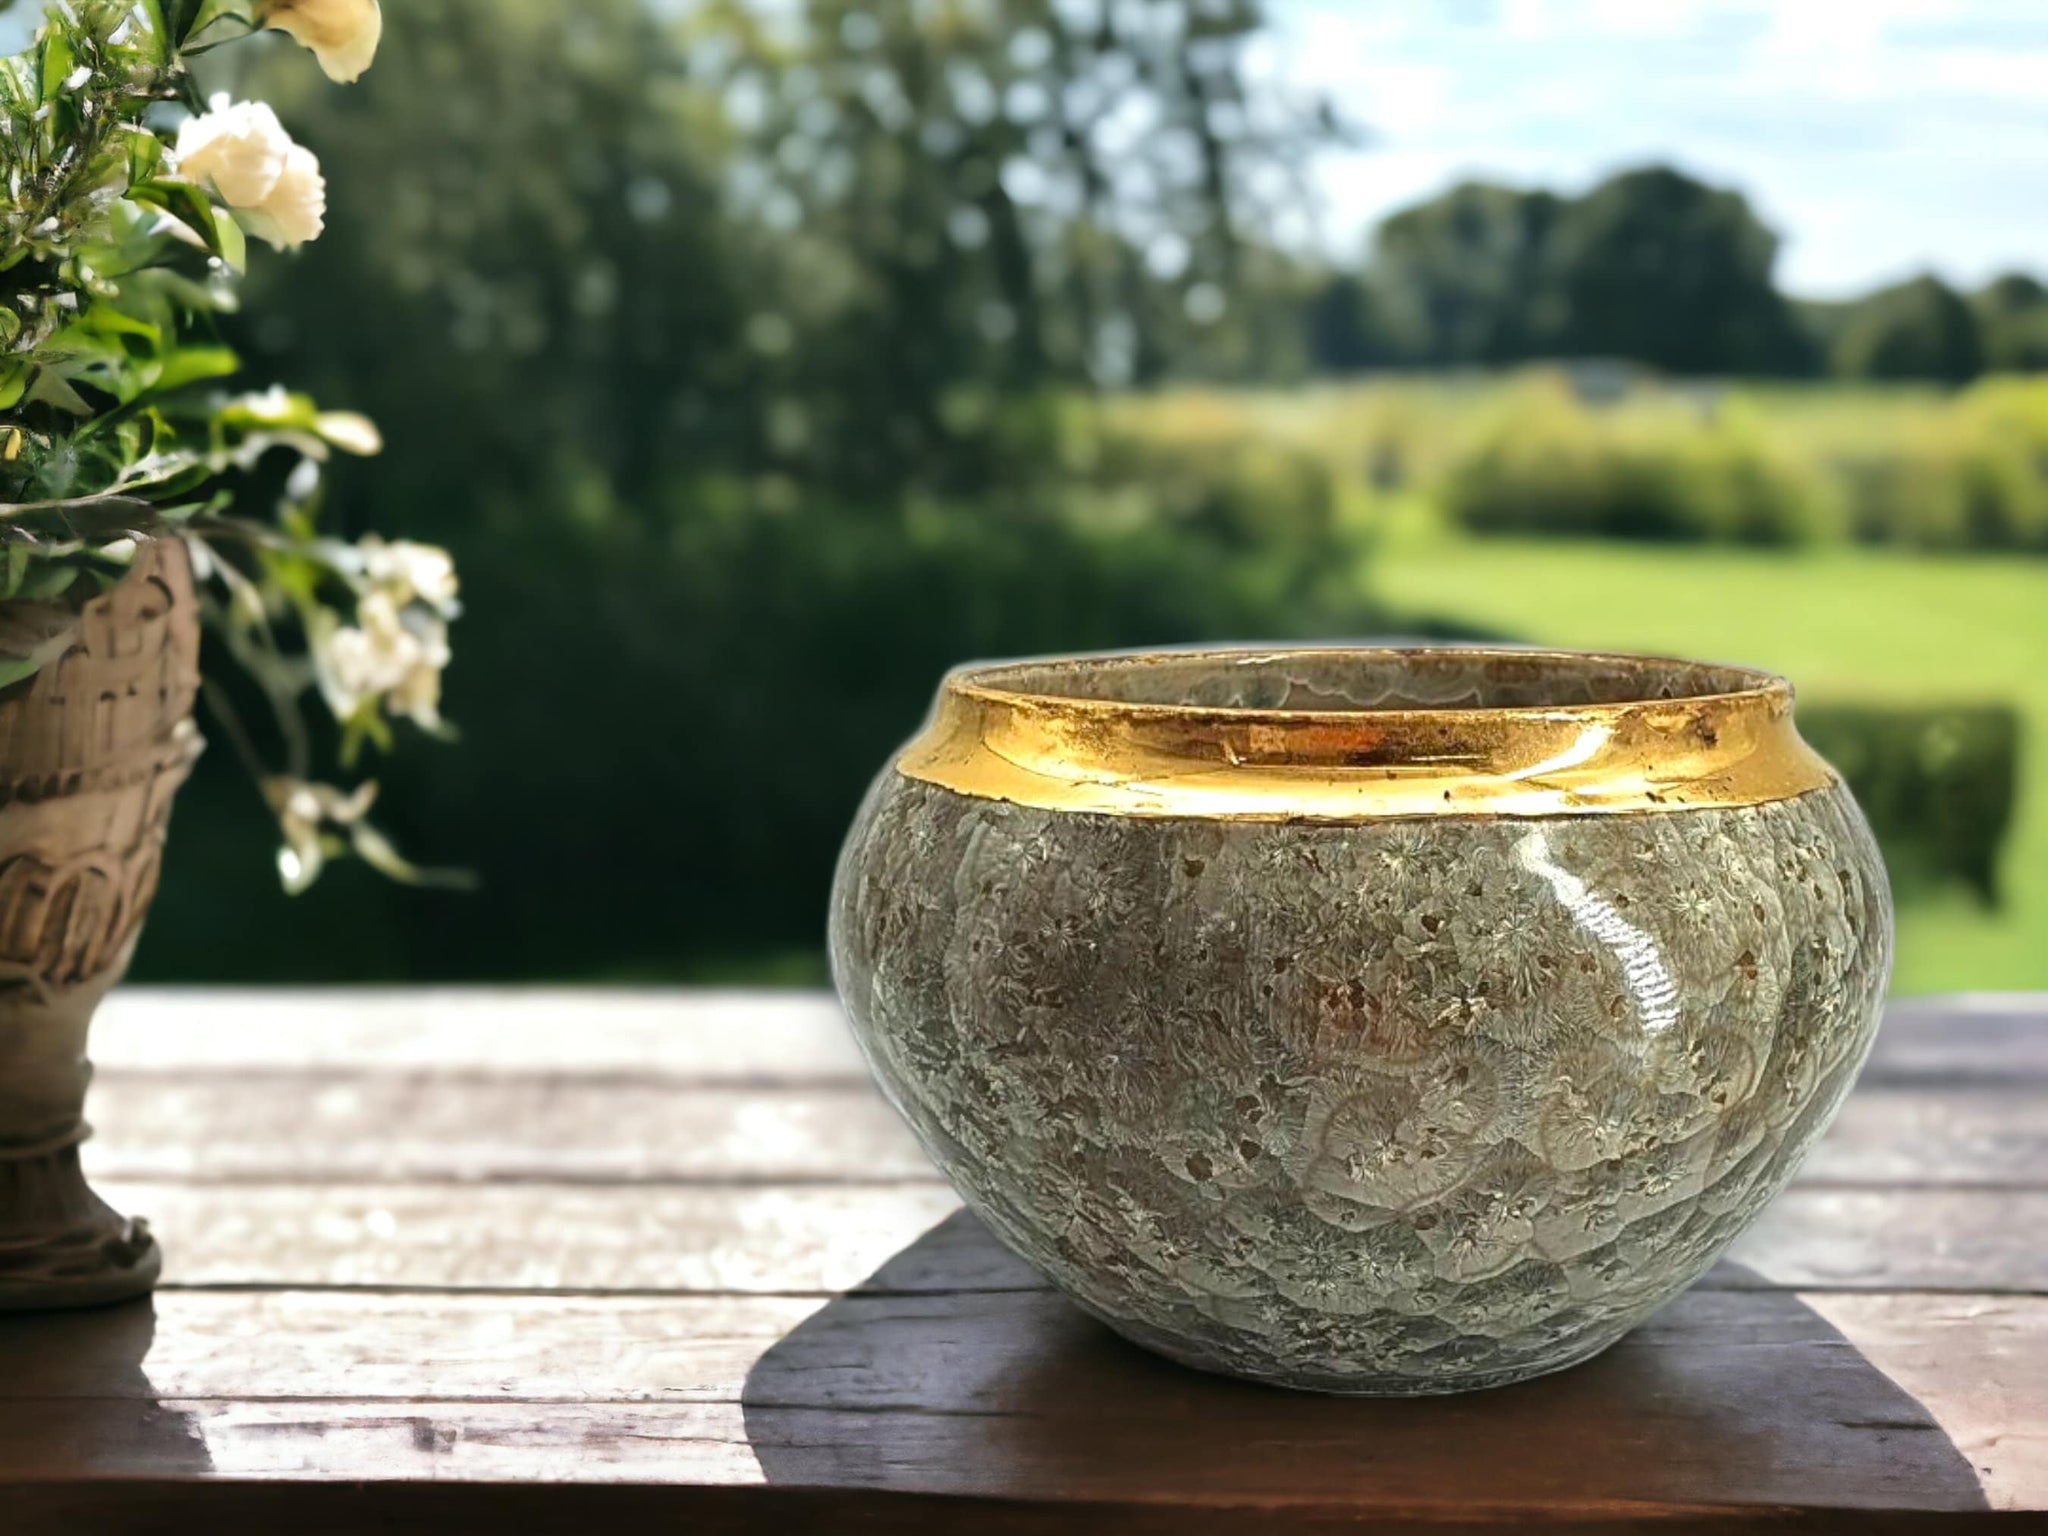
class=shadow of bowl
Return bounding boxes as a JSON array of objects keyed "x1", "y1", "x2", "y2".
[{"x1": 742, "y1": 1209, "x2": 1987, "y2": 1521}]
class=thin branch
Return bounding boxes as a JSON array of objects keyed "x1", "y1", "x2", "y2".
[{"x1": 197, "y1": 671, "x2": 273, "y2": 791}]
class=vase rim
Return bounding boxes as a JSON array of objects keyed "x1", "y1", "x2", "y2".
[{"x1": 895, "y1": 645, "x2": 1836, "y2": 821}]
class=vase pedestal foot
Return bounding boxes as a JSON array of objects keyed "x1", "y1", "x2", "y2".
[{"x1": 0, "y1": 1145, "x2": 161, "y2": 1312}]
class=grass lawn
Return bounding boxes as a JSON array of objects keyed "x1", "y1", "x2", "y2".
[{"x1": 1369, "y1": 515, "x2": 2048, "y2": 995}]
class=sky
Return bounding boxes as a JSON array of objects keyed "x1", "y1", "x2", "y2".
[
  {"x1": 1261, "y1": 0, "x2": 2048, "y2": 299},
  {"x1": 6, "y1": 3, "x2": 2040, "y2": 299}
]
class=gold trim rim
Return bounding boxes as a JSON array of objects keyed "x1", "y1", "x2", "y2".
[{"x1": 895, "y1": 646, "x2": 1838, "y2": 821}]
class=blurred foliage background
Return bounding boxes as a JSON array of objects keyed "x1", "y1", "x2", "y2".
[{"x1": 130, "y1": 0, "x2": 2046, "y2": 994}]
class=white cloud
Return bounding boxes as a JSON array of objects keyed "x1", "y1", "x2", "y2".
[
  {"x1": 1930, "y1": 48, "x2": 2048, "y2": 96},
  {"x1": 1265, "y1": 0, "x2": 2048, "y2": 295}
]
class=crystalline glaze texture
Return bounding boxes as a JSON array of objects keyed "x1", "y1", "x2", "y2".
[{"x1": 831, "y1": 776, "x2": 1889, "y2": 1393}]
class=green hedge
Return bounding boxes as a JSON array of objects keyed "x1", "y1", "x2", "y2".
[
  {"x1": 1802, "y1": 703, "x2": 2021, "y2": 904},
  {"x1": 1446, "y1": 418, "x2": 1813, "y2": 545},
  {"x1": 1434, "y1": 376, "x2": 2048, "y2": 551}
]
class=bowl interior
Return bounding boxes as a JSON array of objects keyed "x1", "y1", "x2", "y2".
[{"x1": 960, "y1": 648, "x2": 1776, "y2": 716}]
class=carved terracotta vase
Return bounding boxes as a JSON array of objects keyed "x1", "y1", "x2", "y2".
[
  {"x1": 831, "y1": 647, "x2": 1892, "y2": 1394},
  {"x1": 0, "y1": 540, "x2": 201, "y2": 1310}
]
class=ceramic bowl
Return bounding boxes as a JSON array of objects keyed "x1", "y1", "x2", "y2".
[{"x1": 830, "y1": 647, "x2": 1891, "y2": 1394}]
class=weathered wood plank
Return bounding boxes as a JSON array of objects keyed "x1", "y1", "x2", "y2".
[
  {"x1": 1862, "y1": 994, "x2": 2048, "y2": 1084},
  {"x1": 84, "y1": 1075, "x2": 938, "y2": 1184},
  {"x1": 77, "y1": 1074, "x2": 2048, "y2": 1189},
  {"x1": 100, "y1": 1181, "x2": 972, "y2": 1294},
  {"x1": 1802, "y1": 1081, "x2": 2048, "y2": 1187},
  {"x1": 89, "y1": 989, "x2": 2048, "y2": 1083},
  {"x1": 18, "y1": 1482, "x2": 1632, "y2": 1536},
  {"x1": 1723, "y1": 1188, "x2": 2048, "y2": 1292},
  {"x1": 0, "y1": 1290, "x2": 818, "y2": 1404},
  {"x1": 19, "y1": 990, "x2": 2048, "y2": 1529},
  {"x1": 1796, "y1": 1088, "x2": 2048, "y2": 1187},
  {"x1": 1, "y1": 1399, "x2": 753, "y2": 1486},
  {"x1": 90, "y1": 989, "x2": 868, "y2": 1078},
  {"x1": 69, "y1": 1180, "x2": 2048, "y2": 1296},
  {"x1": 1803, "y1": 1291, "x2": 2048, "y2": 1513},
  {"x1": 0, "y1": 1284, "x2": 2038, "y2": 1514}
]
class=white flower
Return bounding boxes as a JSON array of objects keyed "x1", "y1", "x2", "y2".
[
  {"x1": 239, "y1": 141, "x2": 326, "y2": 249},
  {"x1": 316, "y1": 587, "x2": 454, "y2": 732},
  {"x1": 317, "y1": 412, "x2": 384, "y2": 456},
  {"x1": 386, "y1": 621, "x2": 452, "y2": 728},
  {"x1": 361, "y1": 537, "x2": 460, "y2": 616},
  {"x1": 317, "y1": 593, "x2": 409, "y2": 707},
  {"x1": 262, "y1": 773, "x2": 466, "y2": 892},
  {"x1": 264, "y1": 777, "x2": 379, "y2": 893},
  {"x1": 258, "y1": 0, "x2": 383, "y2": 84},
  {"x1": 314, "y1": 535, "x2": 461, "y2": 734},
  {"x1": 175, "y1": 98, "x2": 288, "y2": 208},
  {"x1": 236, "y1": 384, "x2": 298, "y2": 422},
  {"x1": 175, "y1": 96, "x2": 326, "y2": 249}
]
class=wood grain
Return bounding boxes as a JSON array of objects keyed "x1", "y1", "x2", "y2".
[
  {"x1": 88, "y1": 988, "x2": 2048, "y2": 1082},
  {"x1": 0, "y1": 1281, "x2": 2037, "y2": 1511},
  {"x1": 84, "y1": 1074, "x2": 937, "y2": 1184},
  {"x1": 8, "y1": 988, "x2": 2042, "y2": 1533},
  {"x1": 68, "y1": 1178, "x2": 2048, "y2": 1296},
  {"x1": 77, "y1": 1074, "x2": 2048, "y2": 1189},
  {"x1": 1723, "y1": 1187, "x2": 2048, "y2": 1291},
  {"x1": 100, "y1": 1180, "x2": 976, "y2": 1294},
  {"x1": 1861, "y1": 994, "x2": 2048, "y2": 1084},
  {"x1": 90, "y1": 989, "x2": 868, "y2": 1077},
  {"x1": 0, "y1": 1290, "x2": 816, "y2": 1403},
  {"x1": 1797, "y1": 1087, "x2": 2048, "y2": 1187}
]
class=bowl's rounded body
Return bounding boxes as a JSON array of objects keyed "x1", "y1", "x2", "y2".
[{"x1": 830, "y1": 649, "x2": 1891, "y2": 1394}]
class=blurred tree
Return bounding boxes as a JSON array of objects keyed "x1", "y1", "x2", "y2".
[
  {"x1": 1302, "y1": 270, "x2": 1381, "y2": 373},
  {"x1": 1974, "y1": 273, "x2": 2048, "y2": 374},
  {"x1": 1831, "y1": 274, "x2": 1984, "y2": 383},
  {"x1": 1366, "y1": 181, "x2": 1564, "y2": 365},
  {"x1": 135, "y1": 0, "x2": 1357, "y2": 981},
  {"x1": 1354, "y1": 167, "x2": 1810, "y2": 376},
  {"x1": 1790, "y1": 295, "x2": 1852, "y2": 367},
  {"x1": 701, "y1": 0, "x2": 1339, "y2": 456},
  {"x1": 1545, "y1": 166, "x2": 1811, "y2": 375}
]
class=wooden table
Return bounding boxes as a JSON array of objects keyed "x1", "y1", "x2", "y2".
[{"x1": 4, "y1": 989, "x2": 2046, "y2": 1532}]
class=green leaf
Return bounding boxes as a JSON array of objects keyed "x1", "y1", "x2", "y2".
[
  {"x1": 132, "y1": 178, "x2": 246, "y2": 268},
  {"x1": 26, "y1": 369, "x2": 93, "y2": 416},
  {"x1": 12, "y1": 562, "x2": 81, "y2": 601},
  {"x1": 168, "y1": 0, "x2": 218, "y2": 45},
  {"x1": 0, "y1": 658, "x2": 47, "y2": 692},
  {"x1": 213, "y1": 204, "x2": 247, "y2": 273},
  {"x1": 76, "y1": 299, "x2": 158, "y2": 342},
  {"x1": 149, "y1": 268, "x2": 241, "y2": 315},
  {"x1": 151, "y1": 345, "x2": 242, "y2": 394},
  {"x1": 0, "y1": 544, "x2": 28, "y2": 603},
  {"x1": 139, "y1": 1, "x2": 176, "y2": 65},
  {"x1": 184, "y1": 0, "x2": 252, "y2": 45},
  {"x1": 0, "y1": 494, "x2": 161, "y2": 537},
  {"x1": 123, "y1": 124, "x2": 168, "y2": 185},
  {"x1": 39, "y1": 28, "x2": 75, "y2": 105}
]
